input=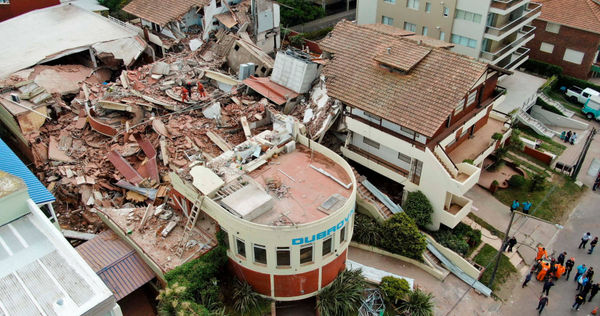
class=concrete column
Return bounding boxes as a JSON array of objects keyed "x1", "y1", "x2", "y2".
[{"x1": 88, "y1": 47, "x2": 98, "y2": 68}]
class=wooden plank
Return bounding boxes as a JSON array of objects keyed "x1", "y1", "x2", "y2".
[
  {"x1": 240, "y1": 116, "x2": 251, "y2": 139},
  {"x1": 206, "y1": 131, "x2": 232, "y2": 152},
  {"x1": 98, "y1": 100, "x2": 133, "y2": 112}
]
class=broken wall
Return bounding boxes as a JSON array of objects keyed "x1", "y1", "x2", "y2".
[
  {"x1": 202, "y1": 0, "x2": 230, "y2": 40},
  {"x1": 227, "y1": 41, "x2": 273, "y2": 77}
]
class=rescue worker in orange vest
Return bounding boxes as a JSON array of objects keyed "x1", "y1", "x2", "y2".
[
  {"x1": 536, "y1": 246, "x2": 548, "y2": 261},
  {"x1": 538, "y1": 261, "x2": 551, "y2": 281},
  {"x1": 197, "y1": 82, "x2": 207, "y2": 98},
  {"x1": 555, "y1": 264, "x2": 566, "y2": 279},
  {"x1": 181, "y1": 87, "x2": 189, "y2": 103}
]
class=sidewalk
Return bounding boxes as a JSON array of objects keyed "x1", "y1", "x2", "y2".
[{"x1": 348, "y1": 246, "x2": 501, "y2": 315}]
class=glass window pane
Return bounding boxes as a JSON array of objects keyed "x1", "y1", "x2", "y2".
[
  {"x1": 425, "y1": 2, "x2": 431, "y2": 12},
  {"x1": 236, "y1": 238, "x2": 246, "y2": 257},
  {"x1": 277, "y1": 247, "x2": 290, "y2": 266},
  {"x1": 322, "y1": 237, "x2": 333, "y2": 256},
  {"x1": 340, "y1": 226, "x2": 347, "y2": 243},
  {"x1": 254, "y1": 244, "x2": 267, "y2": 264},
  {"x1": 300, "y1": 244, "x2": 313, "y2": 264}
]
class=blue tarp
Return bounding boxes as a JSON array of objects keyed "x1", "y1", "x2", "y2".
[{"x1": 0, "y1": 139, "x2": 55, "y2": 205}]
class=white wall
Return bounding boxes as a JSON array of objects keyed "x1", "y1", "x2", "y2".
[
  {"x1": 202, "y1": 0, "x2": 230, "y2": 40},
  {"x1": 351, "y1": 133, "x2": 413, "y2": 171},
  {"x1": 451, "y1": 0, "x2": 492, "y2": 58},
  {"x1": 356, "y1": 0, "x2": 377, "y2": 25},
  {"x1": 530, "y1": 105, "x2": 589, "y2": 130}
]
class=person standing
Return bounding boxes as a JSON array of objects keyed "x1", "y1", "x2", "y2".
[
  {"x1": 578, "y1": 275, "x2": 589, "y2": 292},
  {"x1": 511, "y1": 200, "x2": 520, "y2": 212},
  {"x1": 197, "y1": 82, "x2": 207, "y2": 98},
  {"x1": 589, "y1": 283, "x2": 600, "y2": 302},
  {"x1": 536, "y1": 246, "x2": 548, "y2": 261},
  {"x1": 571, "y1": 132, "x2": 578, "y2": 145},
  {"x1": 537, "y1": 295, "x2": 549, "y2": 314},
  {"x1": 507, "y1": 236, "x2": 517, "y2": 252},
  {"x1": 522, "y1": 201, "x2": 532, "y2": 214},
  {"x1": 566, "y1": 257, "x2": 576, "y2": 280},
  {"x1": 184, "y1": 82, "x2": 193, "y2": 97},
  {"x1": 542, "y1": 278, "x2": 555, "y2": 296},
  {"x1": 587, "y1": 267, "x2": 595, "y2": 281},
  {"x1": 582, "y1": 280, "x2": 593, "y2": 301},
  {"x1": 581, "y1": 232, "x2": 592, "y2": 249},
  {"x1": 573, "y1": 293, "x2": 585, "y2": 311},
  {"x1": 566, "y1": 131, "x2": 572, "y2": 144},
  {"x1": 590, "y1": 238, "x2": 599, "y2": 254},
  {"x1": 576, "y1": 264, "x2": 588, "y2": 283},
  {"x1": 557, "y1": 251, "x2": 567, "y2": 265},
  {"x1": 523, "y1": 271, "x2": 533, "y2": 288}
]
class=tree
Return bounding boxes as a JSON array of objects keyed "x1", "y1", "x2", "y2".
[
  {"x1": 352, "y1": 213, "x2": 383, "y2": 246},
  {"x1": 403, "y1": 191, "x2": 433, "y2": 228},
  {"x1": 98, "y1": 0, "x2": 130, "y2": 19},
  {"x1": 380, "y1": 276, "x2": 411, "y2": 306},
  {"x1": 396, "y1": 288, "x2": 434, "y2": 316},
  {"x1": 232, "y1": 279, "x2": 270, "y2": 314},
  {"x1": 278, "y1": 0, "x2": 325, "y2": 27},
  {"x1": 380, "y1": 212, "x2": 427, "y2": 260},
  {"x1": 157, "y1": 282, "x2": 212, "y2": 316},
  {"x1": 317, "y1": 269, "x2": 366, "y2": 316}
]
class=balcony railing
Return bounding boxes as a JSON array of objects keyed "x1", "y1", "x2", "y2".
[
  {"x1": 480, "y1": 25, "x2": 535, "y2": 63},
  {"x1": 503, "y1": 47, "x2": 530, "y2": 70},
  {"x1": 485, "y1": 2, "x2": 541, "y2": 38},
  {"x1": 491, "y1": 0, "x2": 527, "y2": 11}
]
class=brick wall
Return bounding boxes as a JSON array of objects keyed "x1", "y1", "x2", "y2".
[
  {"x1": 527, "y1": 19, "x2": 600, "y2": 79},
  {"x1": 0, "y1": 0, "x2": 59, "y2": 22}
]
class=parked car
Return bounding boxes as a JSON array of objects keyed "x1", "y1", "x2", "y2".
[
  {"x1": 565, "y1": 86, "x2": 600, "y2": 104},
  {"x1": 583, "y1": 94, "x2": 600, "y2": 120}
]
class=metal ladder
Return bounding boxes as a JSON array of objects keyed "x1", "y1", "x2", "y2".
[{"x1": 177, "y1": 195, "x2": 205, "y2": 257}]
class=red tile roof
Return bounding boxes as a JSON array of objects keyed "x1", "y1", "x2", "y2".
[
  {"x1": 123, "y1": 0, "x2": 209, "y2": 26},
  {"x1": 536, "y1": 0, "x2": 600, "y2": 34},
  {"x1": 320, "y1": 21, "x2": 488, "y2": 137}
]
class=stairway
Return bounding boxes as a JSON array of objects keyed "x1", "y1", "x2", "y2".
[
  {"x1": 516, "y1": 109, "x2": 557, "y2": 138},
  {"x1": 432, "y1": 149, "x2": 458, "y2": 179},
  {"x1": 538, "y1": 92, "x2": 574, "y2": 118}
]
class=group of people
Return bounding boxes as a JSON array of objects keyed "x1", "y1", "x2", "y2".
[
  {"x1": 511, "y1": 199, "x2": 533, "y2": 214},
  {"x1": 530, "y1": 232, "x2": 600, "y2": 314},
  {"x1": 179, "y1": 81, "x2": 207, "y2": 103},
  {"x1": 560, "y1": 130, "x2": 578, "y2": 145}
]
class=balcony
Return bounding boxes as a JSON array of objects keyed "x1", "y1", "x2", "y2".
[
  {"x1": 432, "y1": 145, "x2": 480, "y2": 196},
  {"x1": 480, "y1": 25, "x2": 535, "y2": 64},
  {"x1": 439, "y1": 192, "x2": 473, "y2": 228},
  {"x1": 485, "y1": 2, "x2": 541, "y2": 40},
  {"x1": 490, "y1": 0, "x2": 529, "y2": 14},
  {"x1": 501, "y1": 46, "x2": 530, "y2": 70},
  {"x1": 448, "y1": 116, "x2": 511, "y2": 166}
]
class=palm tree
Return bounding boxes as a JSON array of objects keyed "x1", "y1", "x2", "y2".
[
  {"x1": 396, "y1": 288, "x2": 434, "y2": 316},
  {"x1": 317, "y1": 269, "x2": 366, "y2": 316}
]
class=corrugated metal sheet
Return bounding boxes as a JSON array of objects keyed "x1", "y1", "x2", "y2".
[
  {"x1": 0, "y1": 138, "x2": 55, "y2": 205},
  {"x1": 77, "y1": 230, "x2": 155, "y2": 300}
]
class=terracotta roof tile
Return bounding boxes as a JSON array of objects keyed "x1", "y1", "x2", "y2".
[
  {"x1": 320, "y1": 21, "x2": 488, "y2": 137},
  {"x1": 362, "y1": 23, "x2": 415, "y2": 37},
  {"x1": 123, "y1": 0, "x2": 209, "y2": 26},
  {"x1": 536, "y1": 0, "x2": 600, "y2": 34}
]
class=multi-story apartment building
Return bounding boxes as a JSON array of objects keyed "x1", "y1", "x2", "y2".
[
  {"x1": 526, "y1": 0, "x2": 600, "y2": 79},
  {"x1": 357, "y1": 0, "x2": 542, "y2": 70},
  {"x1": 321, "y1": 21, "x2": 512, "y2": 230}
]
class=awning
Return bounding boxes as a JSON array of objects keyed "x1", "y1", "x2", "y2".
[
  {"x1": 243, "y1": 76, "x2": 299, "y2": 106},
  {"x1": 77, "y1": 230, "x2": 155, "y2": 300},
  {"x1": 0, "y1": 138, "x2": 55, "y2": 205}
]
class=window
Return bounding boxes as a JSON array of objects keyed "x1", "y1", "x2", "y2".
[
  {"x1": 363, "y1": 137, "x2": 380, "y2": 149},
  {"x1": 467, "y1": 90, "x2": 477, "y2": 105},
  {"x1": 382, "y1": 16, "x2": 394, "y2": 25},
  {"x1": 384, "y1": 0, "x2": 396, "y2": 3},
  {"x1": 404, "y1": 22, "x2": 417, "y2": 32},
  {"x1": 407, "y1": 0, "x2": 419, "y2": 10},
  {"x1": 451, "y1": 34, "x2": 477, "y2": 48},
  {"x1": 454, "y1": 9, "x2": 482, "y2": 23},
  {"x1": 439, "y1": 31, "x2": 445, "y2": 41},
  {"x1": 322, "y1": 237, "x2": 333, "y2": 256},
  {"x1": 253, "y1": 244, "x2": 267, "y2": 264},
  {"x1": 563, "y1": 48, "x2": 585, "y2": 64},
  {"x1": 455, "y1": 98, "x2": 465, "y2": 114},
  {"x1": 422, "y1": 26, "x2": 428, "y2": 36},
  {"x1": 443, "y1": 6, "x2": 449, "y2": 17},
  {"x1": 340, "y1": 226, "x2": 347, "y2": 244},
  {"x1": 0, "y1": 0, "x2": 9, "y2": 3},
  {"x1": 221, "y1": 229, "x2": 230, "y2": 249},
  {"x1": 400, "y1": 126, "x2": 415, "y2": 139},
  {"x1": 216, "y1": 0, "x2": 222, "y2": 7},
  {"x1": 277, "y1": 247, "x2": 290, "y2": 266},
  {"x1": 425, "y1": 2, "x2": 431, "y2": 12},
  {"x1": 364, "y1": 112, "x2": 381, "y2": 121},
  {"x1": 300, "y1": 244, "x2": 313, "y2": 264},
  {"x1": 398, "y1": 152, "x2": 412, "y2": 164},
  {"x1": 546, "y1": 22, "x2": 560, "y2": 34},
  {"x1": 540, "y1": 42, "x2": 554, "y2": 54},
  {"x1": 236, "y1": 238, "x2": 246, "y2": 258}
]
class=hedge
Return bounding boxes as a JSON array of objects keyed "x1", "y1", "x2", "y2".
[
  {"x1": 522, "y1": 59, "x2": 563, "y2": 77},
  {"x1": 403, "y1": 191, "x2": 433, "y2": 228},
  {"x1": 556, "y1": 75, "x2": 600, "y2": 93},
  {"x1": 536, "y1": 96, "x2": 564, "y2": 116},
  {"x1": 427, "y1": 222, "x2": 481, "y2": 256}
]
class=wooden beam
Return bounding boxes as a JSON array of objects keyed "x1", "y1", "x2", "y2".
[
  {"x1": 206, "y1": 131, "x2": 232, "y2": 152},
  {"x1": 240, "y1": 116, "x2": 252, "y2": 139}
]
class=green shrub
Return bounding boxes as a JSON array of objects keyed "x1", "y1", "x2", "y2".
[
  {"x1": 302, "y1": 26, "x2": 334, "y2": 40},
  {"x1": 289, "y1": 34, "x2": 305, "y2": 47},
  {"x1": 522, "y1": 59, "x2": 563, "y2": 77},
  {"x1": 428, "y1": 223, "x2": 482, "y2": 256},
  {"x1": 403, "y1": 191, "x2": 433, "y2": 228},
  {"x1": 317, "y1": 269, "x2": 366, "y2": 316},
  {"x1": 278, "y1": 0, "x2": 325, "y2": 26},
  {"x1": 381, "y1": 212, "x2": 427, "y2": 260},
  {"x1": 530, "y1": 173, "x2": 546, "y2": 192},
  {"x1": 508, "y1": 129, "x2": 524, "y2": 151},
  {"x1": 508, "y1": 175, "x2": 526, "y2": 188},
  {"x1": 396, "y1": 288, "x2": 434, "y2": 316},
  {"x1": 156, "y1": 282, "x2": 212, "y2": 316},
  {"x1": 352, "y1": 213, "x2": 382, "y2": 246},
  {"x1": 539, "y1": 75, "x2": 558, "y2": 93},
  {"x1": 380, "y1": 276, "x2": 411, "y2": 306},
  {"x1": 557, "y1": 75, "x2": 600, "y2": 93},
  {"x1": 492, "y1": 132, "x2": 503, "y2": 141},
  {"x1": 232, "y1": 279, "x2": 269, "y2": 314}
]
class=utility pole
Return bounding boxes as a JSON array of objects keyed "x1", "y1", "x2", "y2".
[{"x1": 488, "y1": 210, "x2": 516, "y2": 288}]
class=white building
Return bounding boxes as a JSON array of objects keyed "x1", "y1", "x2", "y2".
[
  {"x1": 357, "y1": 0, "x2": 542, "y2": 70},
  {"x1": 321, "y1": 22, "x2": 512, "y2": 230},
  {"x1": 0, "y1": 171, "x2": 122, "y2": 316}
]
